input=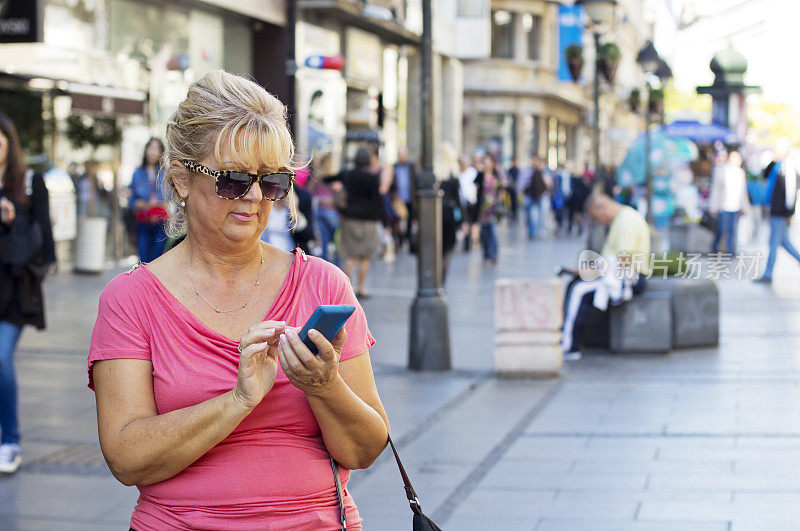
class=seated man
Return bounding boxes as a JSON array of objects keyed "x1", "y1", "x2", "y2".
[{"x1": 562, "y1": 193, "x2": 651, "y2": 360}]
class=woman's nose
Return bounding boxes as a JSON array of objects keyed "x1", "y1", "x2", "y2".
[{"x1": 243, "y1": 178, "x2": 264, "y2": 202}]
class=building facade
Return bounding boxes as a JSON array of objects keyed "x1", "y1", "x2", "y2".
[{"x1": 456, "y1": 0, "x2": 588, "y2": 170}]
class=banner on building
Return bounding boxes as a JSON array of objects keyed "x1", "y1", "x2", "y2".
[{"x1": 557, "y1": 4, "x2": 584, "y2": 82}]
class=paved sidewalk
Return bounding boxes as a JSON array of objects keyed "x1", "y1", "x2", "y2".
[{"x1": 3, "y1": 221, "x2": 800, "y2": 530}]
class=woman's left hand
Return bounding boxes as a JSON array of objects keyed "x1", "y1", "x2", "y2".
[
  {"x1": 0, "y1": 198, "x2": 15, "y2": 225},
  {"x1": 278, "y1": 327, "x2": 347, "y2": 397}
]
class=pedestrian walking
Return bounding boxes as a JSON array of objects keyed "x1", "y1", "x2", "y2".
[
  {"x1": 260, "y1": 194, "x2": 295, "y2": 251},
  {"x1": 755, "y1": 147, "x2": 800, "y2": 283},
  {"x1": 290, "y1": 167, "x2": 316, "y2": 254},
  {"x1": 0, "y1": 113, "x2": 56, "y2": 473},
  {"x1": 326, "y1": 146, "x2": 390, "y2": 298},
  {"x1": 521, "y1": 155, "x2": 547, "y2": 239},
  {"x1": 457, "y1": 155, "x2": 478, "y2": 251},
  {"x1": 129, "y1": 138, "x2": 169, "y2": 262},
  {"x1": 551, "y1": 165, "x2": 568, "y2": 234},
  {"x1": 88, "y1": 71, "x2": 389, "y2": 530},
  {"x1": 476, "y1": 154, "x2": 503, "y2": 266},
  {"x1": 391, "y1": 147, "x2": 417, "y2": 249},
  {"x1": 567, "y1": 169, "x2": 590, "y2": 236},
  {"x1": 710, "y1": 150, "x2": 749, "y2": 254},
  {"x1": 506, "y1": 157, "x2": 520, "y2": 222},
  {"x1": 310, "y1": 154, "x2": 340, "y2": 263}
]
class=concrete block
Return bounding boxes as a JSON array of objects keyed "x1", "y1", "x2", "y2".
[
  {"x1": 670, "y1": 222, "x2": 715, "y2": 253},
  {"x1": 494, "y1": 344, "x2": 562, "y2": 377},
  {"x1": 610, "y1": 290, "x2": 672, "y2": 353},
  {"x1": 649, "y1": 277, "x2": 719, "y2": 348},
  {"x1": 494, "y1": 278, "x2": 563, "y2": 331},
  {"x1": 496, "y1": 330, "x2": 561, "y2": 346}
]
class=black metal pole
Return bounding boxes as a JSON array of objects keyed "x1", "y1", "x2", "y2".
[
  {"x1": 593, "y1": 31, "x2": 601, "y2": 180},
  {"x1": 408, "y1": 0, "x2": 451, "y2": 371},
  {"x1": 645, "y1": 86, "x2": 653, "y2": 224},
  {"x1": 286, "y1": 0, "x2": 298, "y2": 140}
]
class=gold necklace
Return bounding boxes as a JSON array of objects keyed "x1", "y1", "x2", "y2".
[{"x1": 187, "y1": 248, "x2": 264, "y2": 314}]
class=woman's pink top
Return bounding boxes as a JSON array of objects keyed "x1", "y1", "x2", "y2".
[{"x1": 87, "y1": 250, "x2": 373, "y2": 530}]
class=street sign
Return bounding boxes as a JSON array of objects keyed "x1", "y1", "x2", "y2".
[
  {"x1": 304, "y1": 55, "x2": 344, "y2": 71},
  {"x1": 0, "y1": 0, "x2": 42, "y2": 43}
]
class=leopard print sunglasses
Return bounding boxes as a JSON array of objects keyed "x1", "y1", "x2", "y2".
[{"x1": 182, "y1": 160, "x2": 295, "y2": 201}]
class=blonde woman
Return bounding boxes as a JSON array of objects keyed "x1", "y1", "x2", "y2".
[{"x1": 88, "y1": 71, "x2": 389, "y2": 530}]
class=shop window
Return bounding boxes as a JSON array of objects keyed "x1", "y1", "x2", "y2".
[
  {"x1": 522, "y1": 13, "x2": 542, "y2": 61},
  {"x1": 458, "y1": 0, "x2": 485, "y2": 17},
  {"x1": 0, "y1": 89, "x2": 43, "y2": 155},
  {"x1": 44, "y1": 0, "x2": 105, "y2": 51},
  {"x1": 491, "y1": 10, "x2": 514, "y2": 59},
  {"x1": 566, "y1": 125, "x2": 577, "y2": 161},
  {"x1": 109, "y1": 0, "x2": 190, "y2": 65},
  {"x1": 558, "y1": 123, "x2": 567, "y2": 167},
  {"x1": 476, "y1": 113, "x2": 516, "y2": 165},
  {"x1": 547, "y1": 117, "x2": 558, "y2": 169},
  {"x1": 530, "y1": 115, "x2": 541, "y2": 157}
]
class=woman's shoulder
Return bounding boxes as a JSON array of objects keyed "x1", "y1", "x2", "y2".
[
  {"x1": 131, "y1": 166, "x2": 148, "y2": 180},
  {"x1": 301, "y1": 255, "x2": 353, "y2": 299},
  {"x1": 99, "y1": 265, "x2": 152, "y2": 308},
  {"x1": 303, "y1": 254, "x2": 348, "y2": 282}
]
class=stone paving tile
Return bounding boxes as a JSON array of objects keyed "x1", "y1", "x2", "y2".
[
  {"x1": 444, "y1": 513, "x2": 538, "y2": 531},
  {"x1": 570, "y1": 459, "x2": 732, "y2": 476},
  {"x1": 554, "y1": 491, "x2": 734, "y2": 504},
  {"x1": 647, "y1": 471, "x2": 800, "y2": 492},
  {"x1": 479, "y1": 464, "x2": 649, "y2": 491},
  {"x1": 445, "y1": 489, "x2": 557, "y2": 519},
  {"x1": 502, "y1": 436, "x2": 590, "y2": 459},
  {"x1": 0, "y1": 516, "x2": 128, "y2": 531},
  {"x1": 90, "y1": 497, "x2": 137, "y2": 526},
  {"x1": 641, "y1": 499, "x2": 800, "y2": 528},
  {"x1": 534, "y1": 519, "x2": 730, "y2": 531},
  {"x1": 0, "y1": 473, "x2": 136, "y2": 521},
  {"x1": 638, "y1": 500, "x2": 736, "y2": 521}
]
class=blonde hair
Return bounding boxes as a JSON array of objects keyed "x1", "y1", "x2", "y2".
[{"x1": 163, "y1": 70, "x2": 299, "y2": 237}]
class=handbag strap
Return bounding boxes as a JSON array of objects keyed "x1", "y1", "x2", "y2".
[
  {"x1": 330, "y1": 434, "x2": 423, "y2": 531},
  {"x1": 387, "y1": 435, "x2": 422, "y2": 513},
  {"x1": 330, "y1": 456, "x2": 347, "y2": 530}
]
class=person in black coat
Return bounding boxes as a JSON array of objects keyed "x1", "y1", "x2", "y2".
[
  {"x1": 439, "y1": 174, "x2": 461, "y2": 282},
  {"x1": 0, "y1": 113, "x2": 55, "y2": 473},
  {"x1": 755, "y1": 153, "x2": 800, "y2": 283}
]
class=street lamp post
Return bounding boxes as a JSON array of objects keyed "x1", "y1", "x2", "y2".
[
  {"x1": 577, "y1": 0, "x2": 616, "y2": 188},
  {"x1": 636, "y1": 41, "x2": 661, "y2": 224},
  {"x1": 644, "y1": 92, "x2": 653, "y2": 224},
  {"x1": 408, "y1": 0, "x2": 451, "y2": 371}
]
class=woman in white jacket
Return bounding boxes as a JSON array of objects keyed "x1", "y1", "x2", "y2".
[{"x1": 710, "y1": 151, "x2": 749, "y2": 254}]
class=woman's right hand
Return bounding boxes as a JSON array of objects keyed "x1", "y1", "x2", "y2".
[{"x1": 232, "y1": 321, "x2": 287, "y2": 410}]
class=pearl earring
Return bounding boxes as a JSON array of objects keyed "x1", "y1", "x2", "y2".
[{"x1": 180, "y1": 200, "x2": 186, "y2": 208}]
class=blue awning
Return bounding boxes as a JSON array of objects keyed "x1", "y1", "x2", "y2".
[{"x1": 659, "y1": 120, "x2": 737, "y2": 144}]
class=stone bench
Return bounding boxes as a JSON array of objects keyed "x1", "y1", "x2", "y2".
[
  {"x1": 610, "y1": 290, "x2": 672, "y2": 353},
  {"x1": 494, "y1": 279, "x2": 563, "y2": 377},
  {"x1": 648, "y1": 277, "x2": 720, "y2": 348},
  {"x1": 588, "y1": 276, "x2": 719, "y2": 353}
]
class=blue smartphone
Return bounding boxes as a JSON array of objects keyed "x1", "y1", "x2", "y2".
[{"x1": 298, "y1": 304, "x2": 356, "y2": 354}]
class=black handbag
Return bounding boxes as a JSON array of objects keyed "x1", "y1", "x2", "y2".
[
  {"x1": 699, "y1": 211, "x2": 719, "y2": 233},
  {"x1": 0, "y1": 211, "x2": 43, "y2": 266},
  {"x1": 331, "y1": 435, "x2": 443, "y2": 530}
]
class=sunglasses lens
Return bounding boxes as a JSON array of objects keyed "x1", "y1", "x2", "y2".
[
  {"x1": 217, "y1": 172, "x2": 252, "y2": 199},
  {"x1": 259, "y1": 174, "x2": 292, "y2": 200}
]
